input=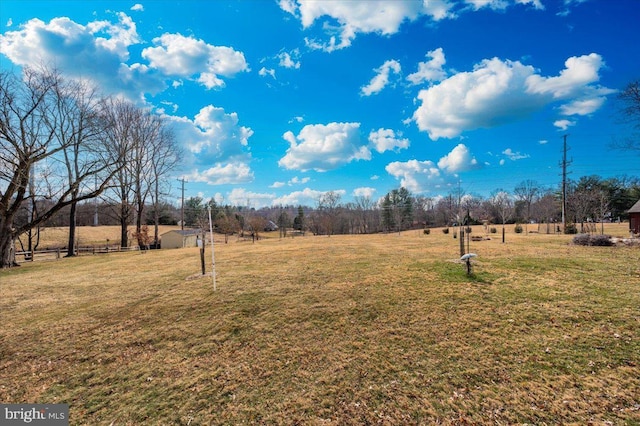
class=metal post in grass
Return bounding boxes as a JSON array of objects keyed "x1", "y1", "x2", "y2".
[
  {"x1": 460, "y1": 253, "x2": 477, "y2": 276},
  {"x1": 208, "y1": 206, "x2": 216, "y2": 291}
]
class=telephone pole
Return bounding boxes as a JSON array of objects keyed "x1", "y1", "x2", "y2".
[
  {"x1": 178, "y1": 178, "x2": 186, "y2": 230},
  {"x1": 560, "y1": 134, "x2": 572, "y2": 232}
]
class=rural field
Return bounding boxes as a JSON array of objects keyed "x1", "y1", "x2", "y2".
[{"x1": 1, "y1": 224, "x2": 639, "y2": 425}]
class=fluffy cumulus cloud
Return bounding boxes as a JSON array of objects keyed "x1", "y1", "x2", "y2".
[
  {"x1": 437, "y1": 143, "x2": 480, "y2": 173},
  {"x1": 280, "y1": 0, "x2": 453, "y2": 52},
  {"x1": 141, "y1": 33, "x2": 249, "y2": 89},
  {"x1": 164, "y1": 104, "x2": 253, "y2": 184},
  {"x1": 279, "y1": 122, "x2": 371, "y2": 172},
  {"x1": 353, "y1": 187, "x2": 377, "y2": 198},
  {"x1": 407, "y1": 48, "x2": 447, "y2": 86},
  {"x1": 361, "y1": 60, "x2": 401, "y2": 96},
  {"x1": 130, "y1": 4, "x2": 144, "y2": 11},
  {"x1": 368, "y1": 128, "x2": 410, "y2": 153},
  {"x1": 273, "y1": 188, "x2": 344, "y2": 207},
  {"x1": 412, "y1": 53, "x2": 613, "y2": 139},
  {"x1": 186, "y1": 163, "x2": 254, "y2": 186},
  {"x1": 385, "y1": 159, "x2": 441, "y2": 194},
  {"x1": 226, "y1": 188, "x2": 276, "y2": 207},
  {"x1": 0, "y1": 13, "x2": 166, "y2": 99}
]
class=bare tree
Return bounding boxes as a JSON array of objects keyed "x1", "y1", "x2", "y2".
[
  {"x1": 489, "y1": 190, "x2": 514, "y2": 243},
  {"x1": 101, "y1": 98, "x2": 143, "y2": 248},
  {"x1": 0, "y1": 68, "x2": 122, "y2": 267},
  {"x1": 612, "y1": 79, "x2": 640, "y2": 154},
  {"x1": 514, "y1": 180, "x2": 540, "y2": 235},
  {"x1": 147, "y1": 125, "x2": 180, "y2": 246},
  {"x1": 317, "y1": 191, "x2": 342, "y2": 236}
]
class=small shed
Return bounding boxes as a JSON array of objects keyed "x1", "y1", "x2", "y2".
[
  {"x1": 160, "y1": 229, "x2": 202, "y2": 249},
  {"x1": 629, "y1": 199, "x2": 640, "y2": 235}
]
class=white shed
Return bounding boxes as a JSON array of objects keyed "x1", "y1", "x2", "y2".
[{"x1": 160, "y1": 229, "x2": 202, "y2": 249}]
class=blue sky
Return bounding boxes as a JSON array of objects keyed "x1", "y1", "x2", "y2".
[{"x1": 1, "y1": 0, "x2": 638, "y2": 208}]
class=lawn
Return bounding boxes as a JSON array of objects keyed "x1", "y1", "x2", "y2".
[{"x1": 1, "y1": 224, "x2": 639, "y2": 425}]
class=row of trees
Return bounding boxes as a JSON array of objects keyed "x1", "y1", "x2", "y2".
[
  {"x1": 1, "y1": 67, "x2": 180, "y2": 267},
  {"x1": 165, "y1": 175, "x2": 640, "y2": 240}
]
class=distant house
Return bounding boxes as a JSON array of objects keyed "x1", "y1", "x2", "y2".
[
  {"x1": 160, "y1": 229, "x2": 202, "y2": 249},
  {"x1": 629, "y1": 199, "x2": 640, "y2": 235}
]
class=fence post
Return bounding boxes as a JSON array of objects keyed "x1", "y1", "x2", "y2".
[{"x1": 56, "y1": 248, "x2": 60, "y2": 259}]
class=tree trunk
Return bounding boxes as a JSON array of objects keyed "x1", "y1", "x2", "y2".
[
  {"x1": 66, "y1": 201, "x2": 78, "y2": 257},
  {"x1": 120, "y1": 206, "x2": 129, "y2": 248},
  {"x1": 0, "y1": 218, "x2": 18, "y2": 268}
]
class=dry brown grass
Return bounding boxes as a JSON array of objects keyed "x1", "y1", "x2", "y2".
[
  {"x1": 1, "y1": 224, "x2": 639, "y2": 425},
  {"x1": 25, "y1": 225, "x2": 183, "y2": 248}
]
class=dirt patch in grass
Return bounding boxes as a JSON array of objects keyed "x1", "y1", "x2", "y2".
[{"x1": 1, "y1": 225, "x2": 639, "y2": 424}]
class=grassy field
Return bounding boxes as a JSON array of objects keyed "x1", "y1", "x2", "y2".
[{"x1": 1, "y1": 224, "x2": 639, "y2": 425}]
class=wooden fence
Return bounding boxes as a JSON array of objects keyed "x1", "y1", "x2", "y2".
[{"x1": 15, "y1": 245, "x2": 141, "y2": 263}]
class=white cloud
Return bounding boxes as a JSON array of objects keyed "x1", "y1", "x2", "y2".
[
  {"x1": 279, "y1": 122, "x2": 371, "y2": 172},
  {"x1": 465, "y1": 0, "x2": 509, "y2": 11},
  {"x1": 186, "y1": 163, "x2": 254, "y2": 185},
  {"x1": 368, "y1": 128, "x2": 410, "y2": 153},
  {"x1": 412, "y1": 53, "x2": 612, "y2": 139},
  {"x1": 289, "y1": 176, "x2": 311, "y2": 185},
  {"x1": 554, "y1": 119, "x2": 575, "y2": 130},
  {"x1": 437, "y1": 144, "x2": 479, "y2": 173},
  {"x1": 407, "y1": 48, "x2": 447, "y2": 85},
  {"x1": 516, "y1": 0, "x2": 545, "y2": 9},
  {"x1": 526, "y1": 53, "x2": 603, "y2": 98},
  {"x1": 361, "y1": 59, "x2": 401, "y2": 96},
  {"x1": 131, "y1": 4, "x2": 144, "y2": 11},
  {"x1": 164, "y1": 105, "x2": 253, "y2": 168},
  {"x1": 502, "y1": 148, "x2": 529, "y2": 161},
  {"x1": 259, "y1": 67, "x2": 276, "y2": 79},
  {"x1": 6, "y1": 18, "x2": 13, "y2": 27},
  {"x1": 281, "y1": 1, "x2": 453, "y2": 52},
  {"x1": 353, "y1": 187, "x2": 376, "y2": 198},
  {"x1": 559, "y1": 96, "x2": 606, "y2": 115},
  {"x1": 226, "y1": 188, "x2": 275, "y2": 208},
  {"x1": 0, "y1": 14, "x2": 165, "y2": 100},
  {"x1": 278, "y1": 50, "x2": 301, "y2": 69},
  {"x1": 270, "y1": 181, "x2": 286, "y2": 188},
  {"x1": 141, "y1": 33, "x2": 249, "y2": 89},
  {"x1": 273, "y1": 188, "x2": 332, "y2": 207},
  {"x1": 539, "y1": 139, "x2": 548, "y2": 145},
  {"x1": 385, "y1": 159, "x2": 441, "y2": 193}
]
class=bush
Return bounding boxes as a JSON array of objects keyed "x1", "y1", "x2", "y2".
[
  {"x1": 465, "y1": 226, "x2": 472, "y2": 234},
  {"x1": 514, "y1": 224, "x2": 523, "y2": 234},
  {"x1": 573, "y1": 234, "x2": 591, "y2": 246},
  {"x1": 490, "y1": 227, "x2": 497, "y2": 234},
  {"x1": 564, "y1": 223, "x2": 578, "y2": 234},
  {"x1": 423, "y1": 228, "x2": 430, "y2": 235},
  {"x1": 442, "y1": 228, "x2": 449, "y2": 234},
  {"x1": 573, "y1": 234, "x2": 614, "y2": 246},
  {"x1": 590, "y1": 234, "x2": 614, "y2": 246}
]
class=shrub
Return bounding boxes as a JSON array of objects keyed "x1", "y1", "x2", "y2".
[
  {"x1": 490, "y1": 227, "x2": 497, "y2": 234},
  {"x1": 465, "y1": 226, "x2": 472, "y2": 234},
  {"x1": 423, "y1": 228, "x2": 430, "y2": 235},
  {"x1": 573, "y1": 234, "x2": 591, "y2": 246},
  {"x1": 564, "y1": 223, "x2": 578, "y2": 234},
  {"x1": 590, "y1": 234, "x2": 614, "y2": 246},
  {"x1": 442, "y1": 228, "x2": 449, "y2": 234},
  {"x1": 514, "y1": 224, "x2": 523, "y2": 234},
  {"x1": 573, "y1": 234, "x2": 614, "y2": 246}
]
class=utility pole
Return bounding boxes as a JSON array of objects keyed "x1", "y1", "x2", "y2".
[
  {"x1": 177, "y1": 178, "x2": 186, "y2": 230},
  {"x1": 560, "y1": 134, "x2": 572, "y2": 232}
]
